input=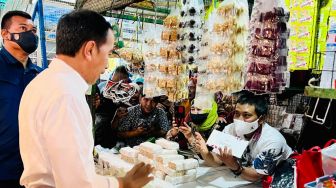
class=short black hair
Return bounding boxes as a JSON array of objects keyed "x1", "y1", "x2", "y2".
[
  {"x1": 56, "y1": 10, "x2": 112, "y2": 56},
  {"x1": 236, "y1": 91, "x2": 268, "y2": 117},
  {"x1": 139, "y1": 88, "x2": 160, "y2": 103},
  {"x1": 114, "y1": 65, "x2": 129, "y2": 77},
  {"x1": 1, "y1": 10, "x2": 32, "y2": 29}
]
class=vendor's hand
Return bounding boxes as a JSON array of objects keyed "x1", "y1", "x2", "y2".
[
  {"x1": 135, "y1": 127, "x2": 147, "y2": 136},
  {"x1": 116, "y1": 107, "x2": 128, "y2": 119},
  {"x1": 217, "y1": 117, "x2": 227, "y2": 124},
  {"x1": 218, "y1": 147, "x2": 240, "y2": 171},
  {"x1": 194, "y1": 132, "x2": 208, "y2": 154},
  {"x1": 169, "y1": 119, "x2": 179, "y2": 138},
  {"x1": 119, "y1": 162, "x2": 154, "y2": 188},
  {"x1": 179, "y1": 122, "x2": 192, "y2": 140}
]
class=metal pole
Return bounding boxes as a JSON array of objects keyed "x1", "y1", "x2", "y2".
[{"x1": 32, "y1": 0, "x2": 48, "y2": 68}]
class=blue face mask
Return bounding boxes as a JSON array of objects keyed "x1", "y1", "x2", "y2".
[{"x1": 10, "y1": 30, "x2": 38, "y2": 54}]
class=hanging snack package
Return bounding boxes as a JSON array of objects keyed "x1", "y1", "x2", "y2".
[
  {"x1": 179, "y1": 0, "x2": 205, "y2": 65},
  {"x1": 245, "y1": 0, "x2": 290, "y2": 94},
  {"x1": 142, "y1": 8, "x2": 189, "y2": 102},
  {"x1": 142, "y1": 26, "x2": 166, "y2": 98},
  {"x1": 196, "y1": 0, "x2": 249, "y2": 99}
]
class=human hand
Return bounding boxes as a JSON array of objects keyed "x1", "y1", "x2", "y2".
[
  {"x1": 94, "y1": 93, "x2": 100, "y2": 109},
  {"x1": 178, "y1": 122, "x2": 192, "y2": 140},
  {"x1": 217, "y1": 117, "x2": 227, "y2": 124},
  {"x1": 116, "y1": 107, "x2": 128, "y2": 119},
  {"x1": 119, "y1": 162, "x2": 154, "y2": 188},
  {"x1": 218, "y1": 147, "x2": 240, "y2": 171},
  {"x1": 194, "y1": 132, "x2": 208, "y2": 154},
  {"x1": 135, "y1": 127, "x2": 146, "y2": 136},
  {"x1": 169, "y1": 119, "x2": 179, "y2": 138}
]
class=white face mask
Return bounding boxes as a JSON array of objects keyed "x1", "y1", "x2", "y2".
[{"x1": 234, "y1": 119, "x2": 260, "y2": 139}]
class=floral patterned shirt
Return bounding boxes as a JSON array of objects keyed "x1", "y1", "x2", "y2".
[
  {"x1": 118, "y1": 105, "x2": 170, "y2": 146},
  {"x1": 223, "y1": 123, "x2": 293, "y2": 175}
]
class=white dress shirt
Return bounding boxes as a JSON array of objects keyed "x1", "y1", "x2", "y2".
[{"x1": 19, "y1": 58, "x2": 119, "y2": 188}]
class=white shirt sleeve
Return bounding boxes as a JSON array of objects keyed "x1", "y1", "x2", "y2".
[{"x1": 42, "y1": 94, "x2": 119, "y2": 188}]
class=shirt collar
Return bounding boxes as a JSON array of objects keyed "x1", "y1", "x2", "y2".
[
  {"x1": 0, "y1": 47, "x2": 41, "y2": 73},
  {"x1": 49, "y1": 58, "x2": 89, "y2": 94}
]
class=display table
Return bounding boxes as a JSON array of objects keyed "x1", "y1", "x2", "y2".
[{"x1": 98, "y1": 151, "x2": 262, "y2": 188}]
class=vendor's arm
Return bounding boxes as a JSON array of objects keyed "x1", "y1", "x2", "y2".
[
  {"x1": 117, "y1": 109, "x2": 144, "y2": 139},
  {"x1": 194, "y1": 132, "x2": 223, "y2": 167},
  {"x1": 117, "y1": 127, "x2": 146, "y2": 138},
  {"x1": 111, "y1": 107, "x2": 128, "y2": 129},
  {"x1": 219, "y1": 147, "x2": 263, "y2": 181},
  {"x1": 217, "y1": 144, "x2": 285, "y2": 182}
]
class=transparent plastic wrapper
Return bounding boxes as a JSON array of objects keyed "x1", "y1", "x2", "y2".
[
  {"x1": 245, "y1": 0, "x2": 290, "y2": 94},
  {"x1": 179, "y1": 0, "x2": 205, "y2": 65},
  {"x1": 322, "y1": 143, "x2": 336, "y2": 175},
  {"x1": 196, "y1": 0, "x2": 249, "y2": 98},
  {"x1": 142, "y1": 8, "x2": 189, "y2": 101}
]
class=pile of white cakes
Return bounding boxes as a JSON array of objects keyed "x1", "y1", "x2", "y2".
[{"x1": 119, "y1": 138, "x2": 199, "y2": 185}]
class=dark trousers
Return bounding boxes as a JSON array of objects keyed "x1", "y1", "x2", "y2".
[{"x1": 0, "y1": 180, "x2": 24, "y2": 188}]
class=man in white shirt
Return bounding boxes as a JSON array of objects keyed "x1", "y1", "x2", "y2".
[
  {"x1": 194, "y1": 91, "x2": 292, "y2": 182},
  {"x1": 19, "y1": 10, "x2": 153, "y2": 188}
]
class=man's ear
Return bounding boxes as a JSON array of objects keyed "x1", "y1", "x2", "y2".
[
  {"x1": 82, "y1": 40, "x2": 96, "y2": 61},
  {"x1": 258, "y1": 115, "x2": 265, "y2": 125},
  {"x1": 1, "y1": 29, "x2": 10, "y2": 40}
]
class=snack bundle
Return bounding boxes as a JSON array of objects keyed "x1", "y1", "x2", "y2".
[
  {"x1": 142, "y1": 12, "x2": 189, "y2": 102},
  {"x1": 178, "y1": 0, "x2": 205, "y2": 65},
  {"x1": 245, "y1": 0, "x2": 290, "y2": 94},
  {"x1": 286, "y1": 0, "x2": 319, "y2": 71},
  {"x1": 119, "y1": 139, "x2": 199, "y2": 185},
  {"x1": 196, "y1": 0, "x2": 249, "y2": 97},
  {"x1": 116, "y1": 47, "x2": 144, "y2": 75}
]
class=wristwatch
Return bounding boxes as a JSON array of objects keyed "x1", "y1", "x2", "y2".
[{"x1": 231, "y1": 164, "x2": 244, "y2": 177}]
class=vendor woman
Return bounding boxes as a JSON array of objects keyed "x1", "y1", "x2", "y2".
[{"x1": 166, "y1": 95, "x2": 224, "y2": 150}]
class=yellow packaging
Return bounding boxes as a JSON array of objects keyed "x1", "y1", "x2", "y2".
[
  {"x1": 299, "y1": 8, "x2": 315, "y2": 23},
  {"x1": 318, "y1": 26, "x2": 328, "y2": 42},
  {"x1": 301, "y1": 0, "x2": 315, "y2": 9},
  {"x1": 295, "y1": 53, "x2": 311, "y2": 70},
  {"x1": 296, "y1": 39, "x2": 311, "y2": 53},
  {"x1": 288, "y1": 52, "x2": 297, "y2": 71},
  {"x1": 296, "y1": 24, "x2": 314, "y2": 39}
]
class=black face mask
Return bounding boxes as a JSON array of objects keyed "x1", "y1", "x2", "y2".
[
  {"x1": 10, "y1": 30, "x2": 38, "y2": 54},
  {"x1": 190, "y1": 113, "x2": 209, "y2": 125}
]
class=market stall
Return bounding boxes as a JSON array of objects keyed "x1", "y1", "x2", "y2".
[{"x1": 1, "y1": 0, "x2": 335, "y2": 187}]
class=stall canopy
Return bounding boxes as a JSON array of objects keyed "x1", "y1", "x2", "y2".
[{"x1": 74, "y1": 0, "x2": 153, "y2": 12}]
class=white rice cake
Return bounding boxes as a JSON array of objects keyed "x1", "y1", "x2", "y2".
[
  {"x1": 168, "y1": 159, "x2": 198, "y2": 171},
  {"x1": 138, "y1": 153, "x2": 154, "y2": 165},
  {"x1": 165, "y1": 173, "x2": 197, "y2": 185},
  {"x1": 155, "y1": 138, "x2": 179, "y2": 150},
  {"x1": 108, "y1": 163, "x2": 127, "y2": 177},
  {"x1": 139, "y1": 147, "x2": 155, "y2": 159},
  {"x1": 162, "y1": 149, "x2": 178, "y2": 155},
  {"x1": 140, "y1": 142, "x2": 163, "y2": 154},
  {"x1": 120, "y1": 154, "x2": 138, "y2": 164},
  {"x1": 120, "y1": 147, "x2": 139, "y2": 158},
  {"x1": 154, "y1": 170, "x2": 167, "y2": 180},
  {"x1": 156, "y1": 163, "x2": 192, "y2": 177},
  {"x1": 156, "y1": 154, "x2": 184, "y2": 164},
  {"x1": 133, "y1": 146, "x2": 140, "y2": 151}
]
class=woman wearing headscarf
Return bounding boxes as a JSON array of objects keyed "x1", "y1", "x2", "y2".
[{"x1": 166, "y1": 96, "x2": 224, "y2": 151}]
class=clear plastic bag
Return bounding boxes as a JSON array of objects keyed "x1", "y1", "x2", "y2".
[{"x1": 322, "y1": 143, "x2": 336, "y2": 175}]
